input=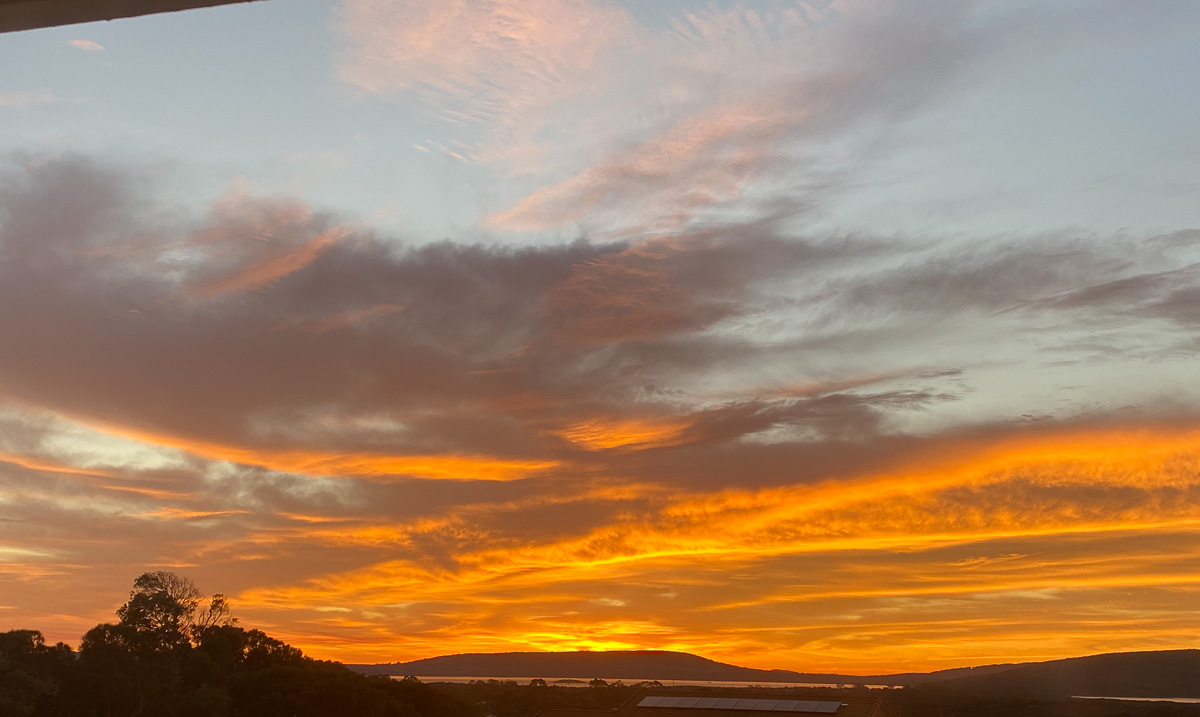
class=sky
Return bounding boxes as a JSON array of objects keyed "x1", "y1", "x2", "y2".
[{"x1": 0, "y1": 0, "x2": 1199, "y2": 675}]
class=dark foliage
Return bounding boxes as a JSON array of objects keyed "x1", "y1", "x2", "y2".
[
  {"x1": 0, "y1": 630, "x2": 75, "y2": 717},
  {"x1": 0, "y1": 572, "x2": 477, "y2": 717}
]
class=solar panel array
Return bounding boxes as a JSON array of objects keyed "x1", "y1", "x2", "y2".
[{"x1": 636, "y1": 697, "x2": 844, "y2": 713}]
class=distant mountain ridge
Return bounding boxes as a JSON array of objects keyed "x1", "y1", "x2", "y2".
[
  {"x1": 350, "y1": 648, "x2": 1200, "y2": 698},
  {"x1": 348, "y1": 649, "x2": 1013, "y2": 686},
  {"x1": 927, "y1": 649, "x2": 1200, "y2": 699}
]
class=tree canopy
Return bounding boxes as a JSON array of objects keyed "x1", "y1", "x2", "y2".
[{"x1": 0, "y1": 572, "x2": 476, "y2": 717}]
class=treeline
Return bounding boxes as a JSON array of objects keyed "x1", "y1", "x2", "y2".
[{"x1": 0, "y1": 572, "x2": 476, "y2": 717}]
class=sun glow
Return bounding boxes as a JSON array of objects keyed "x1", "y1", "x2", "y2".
[{"x1": 216, "y1": 427, "x2": 1200, "y2": 671}]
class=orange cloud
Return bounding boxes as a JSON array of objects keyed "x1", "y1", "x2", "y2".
[
  {"x1": 81, "y1": 421, "x2": 558, "y2": 481},
  {"x1": 0, "y1": 448, "x2": 114, "y2": 479},
  {"x1": 223, "y1": 426, "x2": 1200, "y2": 670},
  {"x1": 554, "y1": 417, "x2": 692, "y2": 450}
]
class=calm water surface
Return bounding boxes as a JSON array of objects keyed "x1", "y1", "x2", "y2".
[{"x1": 391, "y1": 676, "x2": 895, "y2": 689}]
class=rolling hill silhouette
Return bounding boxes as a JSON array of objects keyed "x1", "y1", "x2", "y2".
[
  {"x1": 352, "y1": 648, "x2": 1200, "y2": 698},
  {"x1": 922, "y1": 649, "x2": 1200, "y2": 699},
  {"x1": 349, "y1": 649, "x2": 1011, "y2": 686}
]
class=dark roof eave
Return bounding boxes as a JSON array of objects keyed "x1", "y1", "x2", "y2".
[{"x1": 0, "y1": 0, "x2": 267, "y2": 33}]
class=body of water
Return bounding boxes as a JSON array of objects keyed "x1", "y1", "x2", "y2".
[{"x1": 392, "y1": 676, "x2": 895, "y2": 689}]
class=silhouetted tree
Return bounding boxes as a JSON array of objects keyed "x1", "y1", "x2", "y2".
[
  {"x1": 112, "y1": 571, "x2": 234, "y2": 653},
  {"x1": 42, "y1": 571, "x2": 478, "y2": 717},
  {"x1": 193, "y1": 594, "x2": 235, "y2": 634},
  {"x1": 0, "y1": 630, "x2": 74, "y2": 717}
]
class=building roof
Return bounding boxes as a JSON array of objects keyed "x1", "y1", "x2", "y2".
[
  {"x1": 539, "y1": 690, "x2": 897, "y2": 717},
  {"x1": 0, "y1": 0, "x2": 267, "y2": 33}
]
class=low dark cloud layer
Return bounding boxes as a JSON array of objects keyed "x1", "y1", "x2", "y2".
[
  {"x1": 0, "y1": 156, "x2": 923, "y2": 472},
  {"x1": 3, "y1": 155, "x2": 1199, "y2": 474}
]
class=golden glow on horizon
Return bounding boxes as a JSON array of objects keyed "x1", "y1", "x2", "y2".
[
  {"x1": 211, "y1": 427, "x2": 1200, "y2": 672},
  {"x1": 7, "y1": 419, "x2": 1199, "y2": 675},
  {"x1": 5, "y1": 399, "x2": 1200, "y2": 673}
]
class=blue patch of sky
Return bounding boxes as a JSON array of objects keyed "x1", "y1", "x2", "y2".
[
  {"x1": 1, "y1": 0, "x2": 497, "y2": 243},
  {"x1": 3, "y1": 0, "x2": 1198, "y2": 244}
]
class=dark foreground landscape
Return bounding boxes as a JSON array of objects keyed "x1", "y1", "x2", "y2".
[{"x1": 4, "y1": 573, "x2": 1200, "y2": 717}]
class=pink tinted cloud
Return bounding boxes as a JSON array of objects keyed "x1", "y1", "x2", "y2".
[
  {"x1": 182, "y1": 184, "x2": 351, "y2": 297},
  {"x1": 486, "y1": 100, "x2": 793, "y2": 235},
  {"x1": 485, "y1": 0, "x2": 978, "y2": 236},
  {"x1": 335, "y1": 0, "x2": 642, "y2": 169},
  {"x1": 193, "y1": 226, "x2": 350, "y2": 297},
  {"x1": 332, "y1": 0, "x2": 868, "y2": 179},
  {"x1": 336, "y1": 0, "x2": 624, "y2": 94},
  {"x1": 69, "y1": 39, "x2": 104, "y2": 51},
  {"x1": 335, "y1": 0, "x2": 628, "y2": 129}
]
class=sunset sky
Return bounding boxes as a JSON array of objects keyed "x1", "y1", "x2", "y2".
[{"x1": 1, "y1": 0, "x2": 1199, "y2": 675}]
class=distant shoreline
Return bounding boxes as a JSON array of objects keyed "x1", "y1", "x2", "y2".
[{"x1": 388, "y1": 675, "x2": 899, "y2": 689}]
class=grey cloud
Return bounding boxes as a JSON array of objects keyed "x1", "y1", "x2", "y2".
[
  {"x1": 826, "y1": 243, "x2": 1122, "y2": 318},
  {"x1": 669, "y1": 389, "x2": 958, "y2": 448},
  {"x1": 0, "y1": 156, "x2": 889, "y2": 472},
  {"x1": 2, "y1": 154, "x2": 1199, "y2": 497}
]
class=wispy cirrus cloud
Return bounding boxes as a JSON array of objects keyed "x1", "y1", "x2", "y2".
[
  {"x1": 335, "y1": 0, "x2": 626, "y2": 100},
  {"x1": 0, "y1": 90, "x2": 58, "y2": 109},
  {"x1": 338, "y1": 0, "x2": 988, "y2": 238},
  {"x1": 485, "y1": 0, "x2": 985, "y2": 235},
  {"x1": 335, "y1": 0, "x2": 631, "y2": 167}
]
